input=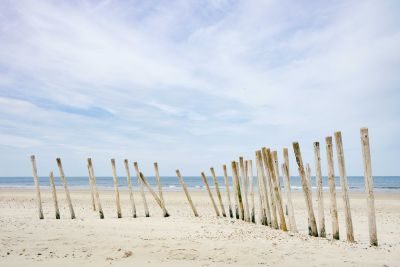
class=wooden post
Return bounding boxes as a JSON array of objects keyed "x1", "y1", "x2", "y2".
[
  {"x1": 248, "y1": 160, "x2": 255, "y2": 223},
  {"x1": 261, "y1": 148, "x2": 278, "y2": 229},
  {"x1": 305, "y1": 163, "x2": 312, "y2": 236},
  {"x1": 133, "y1": 162, "x2": 150, "y2": 217},
  {"x1": 313, "y1": 142, "x2": 326, "y2": 238},
  {"x1": 87, "y1": 158, "x2": 104, "y2": 219},
  {"x1": 87, "y1": 164, "x2": 96, "y2": 211},
  {"x1": 210, "y1": 167, "x2": 226, "y2": 217},
  {"x1": 139, "y1": 172, "x2": 170, "y2": 217},
  {"x1": 360, "y1": 127, "x2": 378, "y2": 246},
  {"x1": 282, "y1": 148, "x2": 297, "y2": 232},
  {"x1": 176, "y1": 170, "x2": 198, "y2": 217},
  {"x1": 222, "y1": 165, "x2": 233, "y2": 218},
  {"x1": 272, "y1": 151, "x2": 286, "y2": 224},
  {"x1": 49, "y1": 171, "x2": 60, "y2": 219},
  {"x1": 30, "y1": 155, "x2": 44, "y2": 219},
  {"x1": 239, "y1": 157, "x2": 250, "y2": 222},
  {"x1": 231, "y1": 161, "x2": 244, "y2": 220},
  {"x1": 230, "y1": 163, "x2": 239, "y2": 219},
  {"x1": 111, "y1": 159, "x2": 122, "y2": 218},
  {"x1": 56, "y1": 158, "x2": 75, "y2": 219},
  {"x1": 124, "y1": 159, "x2": 137, "y2": 218},
  {"x1": 200, "y1": 172, "x2": 220, "y2": 216},
  {"x1": 334, "y1": 131, "x2": 354, "y2": 242},
  {"x1": 325, "y1": 137, "x2": 339, "y2": 240},
  {"x1": 292, "y1": 143, "x2": 318, "y2": 237},
  {"x1": 154, "y1": 163, "x2": 168, "y2": 217},
  {"x1": 255, "y1": 151, "x2": 270, "y2": 225}
]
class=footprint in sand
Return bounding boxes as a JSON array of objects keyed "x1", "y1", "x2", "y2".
[{"x1": 168, "y1": 248, "x2": 199, "y2": 260}]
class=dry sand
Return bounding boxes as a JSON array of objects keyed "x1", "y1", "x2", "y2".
[{"x1": 0, "y1": 188, "x2": 399, "y2": 266}]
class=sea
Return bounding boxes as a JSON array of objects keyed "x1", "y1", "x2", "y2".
[{"x1": 0, "y1": 176, "x2": 399, "y2": 192}]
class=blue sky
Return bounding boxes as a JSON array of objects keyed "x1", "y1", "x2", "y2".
[{"x1": 0, "y1": 0, "x2": 399, "y2": 176}]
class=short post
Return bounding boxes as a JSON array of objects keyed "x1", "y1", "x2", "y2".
[
  {"x1": 176, "y1": 170, "x2": 198, "y2": 217},
  {"x1": 313, "y1": 142, "x2": 326, "y2": 238},
  {"x1": 30, "y1": 155, "x2": 44, "y2": 219},
  {"x1": 87, "y1": 158, "x2": 104, "y2": 219},
  {"x1": 325, "y1": 137, "x2": 339, "y2": 239},
  {"x1": 200, "y1": 172, "x2": 220, "y2": 216},
  {"x1": 292, "y1": 143, "x2": 318, "y2": 237},
  {"x1": 231, "y1": 161, "x2": 244, "y2": 220},
  {"x1": 248, "y1": 160, "x2": 255, "y2": 223},
  {"x1": 222, "y1": 165, "x2": 233, "y2": 218},
  {"x1": 261, "y1": 147, "x2": 278, "y2": 229},
  {"x1": 111, "y1": 159, "x2": 122, "y2": 218},
  {"x1": 154, "y1": 162, "x2": 168, "y2": 217},
  {"x1": 282, "y1": 147, "x2": 297, "y2": 232},
  {"x1": 239, "y1": 157, "x2": 250, "y2": 221},
  {"x1": 124, "y1": 159, "x2": 137, "y2": 218},
  {"x1": 87, "y1": 164, "x2": 96, "y2": 211},
  {"x1": 139, "y1": 172, "x2": 170, "y2": 217},
  {"x1": 56, "y1": 158, "x2": 75, "y2": 219},
  {"x1": 334, "y1": 131, "x2": 354, "y2": 242},
  {"x1": 360, "y1": 127, "x2": 378, "y2": 246},
  {"x1": 133, "y1": 162, "x2": 150, "y2": 217},
  {"x1": 256, "y1": 150, "x2": 270, "y2": 225},
  {"x1": 210, "y1": 167, "x2": 226, "y2": 217},
  {"x1": 49, "y1": 171, "x2": 60, "y2": 219}
]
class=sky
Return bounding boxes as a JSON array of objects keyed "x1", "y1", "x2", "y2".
[{"x1": 0, "y1": 0, "x2": 399, "y2": 177}]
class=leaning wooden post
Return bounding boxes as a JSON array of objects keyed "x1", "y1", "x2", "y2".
[
  {"x1": 261, "y1": 148, "x2": 278, "y2": 229},
  {"x1": 282, "y1": 148, "x2": 297, "y2": 232},
  {"x1": 255, "y1": 151, "x2": 269, "y2": 225},
  {"x1": 292, "y1": 143, "x2": 318, "y2": 237},
  {"x1": 87, "y1": 164, "x2": 96, "y2": 211},
  {"x1": 248, "y1": 160, "x2": 255, "y2": 223},
  {"x1": 56, "y1": 158, "x2": 75, "y2": 219},
  {"x1": 239, "y1": 157, "x2": 250, "y2": 222},
  {"x1": 200, "y1": 172, "x2": 220, "y2": 216},
  {"x1": 30, "y1": 155, "x2": 44, "y2": 219},
  {"x1": 133, "y1": 162, "x2": 150, "y2": 217},
  {"x1": 87, "y1": 158, "x2": 104, "y2": 219},
  {"x1": 231, "y1": 161, "x2": 244, "y2": 220},
  {"x1": 176, "y1": 170, "x2": 198, "y2": 217},
  {"x1": 154, "y1": 162, "x2": 168, "y2": 217},
  {"x1": 124, "y1": 159, "x2": 137, "y2": 218},
  {"x1": 111, "y1": 159, "x2": 122, "y2": 218},
  {"x1": 49, "y1": 171, "x2": 60, "y2": 219},
  {"x1": 222, "y1": 165, "x2": 233, "y2": 218},
  {"x1": 313, "y1": 142, "x2": 326, "y2": 238},
  {"x1": 360, "y1": 127, "x2": 378, "y2": 246},
  {"x1": 139, "y1": 172, "x2": 170, "y2": 217},
  {"x1": 325, "y1": 137, "x2": 339, "y2": 240},
  {"x1": 334, "y1": 131, "x2": 355, "y2": 242},
  {"x1": 210, "y1": 167, "x2": 226, "y2": 217}
]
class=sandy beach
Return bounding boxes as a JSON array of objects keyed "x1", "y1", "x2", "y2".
[{"x1": 0, "y1": 188, "x2": 399, "y2": 266}]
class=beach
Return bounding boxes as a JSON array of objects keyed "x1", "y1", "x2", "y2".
[{"x1": 0, "y1": 188, "x2": 399, "y2": 266}]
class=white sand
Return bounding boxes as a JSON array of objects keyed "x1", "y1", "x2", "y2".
[{"x1": 0, "y1": 188, "x2": 399, "y2": 266}]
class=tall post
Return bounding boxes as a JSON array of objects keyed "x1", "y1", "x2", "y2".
[
  {"x1": 282, "y1": 148, "x2": 297, "y2": 232},
  {"x1": 231, "y1": 163, "x2": 240, "y2": 219},
  {"x1": 232, "y1": 161, "x2": 244, "y2": 220},
  {"x1": 325, "y1": 137, "x2": 339, "y2": 239},
  {"x1": 176, "y1": 170, "x2": 198, "y2": 217},
  {"x1": 87, "y1": 158, "x2": 104, "y2": 219},
  {"x1": 256, "y1": 150, "x2": 270, "y2": 225},
  {"x1": 154, "y1": 163, "x2": 168, "y2": 217},
  {"x1": 30, "y1": 155, "x2": 44, "y2": 219},
  {"x1": 239, "y1": 157, "x2": 250, "y2": 222},
  {"x1": 313, "y1": 142, "x2": 326, "y2": 238},
  {"x1": 56, "y1": 158, "x2": 75, "y2": 219},
  {"x1": 200, "y1": 172, "x2": 220, "y2": 216},
  {"x1": 210, "y1": 167, "x2": 226, "y2": 217},
  {"x1": 292, "y1": 143, "x2": 318, "y2": 237},
  {"x1": 334, "y1": 131, "x2": 354, "y2": 242},
  {"x1": 111, "y1": 159, "x2": 122, "y2": 218},
  {"x1": 139, "y1": 172, "x2": 170, "y2": 217},
  {"x1": 222, "y1": 165, "x2": 233, "y2": 218},
  {"x1": 133, "y1": 162, "x2": 150, "y2": 217},
  {"x1": 360, "y1": 127, "x2": 378, "y2": 246},
  {"x1": 124, "y1": 159, "x2": 137, "y2": 218},
  {"x1": 261, "y1": 148, "x2": 278, "y2": 229},
  {"x1": 87, "y1": 164, "x2": 96, "y2": 211},
  {"x1": 248, "y1": 160, "x2": 255, "y2": 223},
  {"x1": 49, "y1": 171, "x2": 60, "y2": 219}
]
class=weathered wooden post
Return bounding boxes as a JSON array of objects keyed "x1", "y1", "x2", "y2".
[
  {"x1": 313, "y1": 142, "x2": 326, "y2": 238},
  {"x1": 261, "y1": 147, "x2": 278, "y2": 229},
  {"x1": 87, "y1": 164, "x2": 96, "y2": 211},
  {"x1": 231, "y1": 162, "x2": 240, "y2": 219},
  {"x1": 256, "y1": 150, "x2": 270, "y2": 225},
  {"x1": 154, "y1": 163, "x2": 168, "y2": 217},
  {"x1": 139, "y1": 172, "x2": 170, "y2": 217},
  {"x1": 248, "y1": 160, "x2": 255, "y2": 223},
  {"x1": 49, "y1": 171, "x2": 60, "y2": 219},
  {"x1": 56, "y1": 158, "x2": 75, "y2": 219},
  {"x1": 133, "y1": 162, "x2": 150, "y2": 217},
  {"x1": 176, "y1": 170, "x2": 198, "y2": 217},
  {"x1": 124, "y1": 159, "x2": 137, "y2": 218},
  {"x1": 30, "y1": 155, "x2": 44, "y2": 219},
  {"x1": 305, "y1": 163, "x2": 313, "y2": 235},
  {"x1": 210, "y1": 167, "x2": 226, "y2": 217},
  {"x1": 334, "y1": 131, "x2": 354, "y2": 242},
  {"x1": 222, "y1": 165, "x2": 233, "y2": 218},
  {"x1": 201, "y1": 172, "x2": 220, "y2": 216},
  {"x1": 360, "y1": 127, "x2": 378, "y2": 246},
  {"x1": 292, "y1": 143, "x2": 318, "y2": 237},
  {"x1": 282, "y1": 148, "x2": 297, "y2": 232},
  {"x1": 231, "y1": 161, "x2": 244, "y2": 220},
  {"x1": 111, "y1": 159, "x2": 122, "y2": 218},
  {"x1": 239, "y1": 157, "x2": 250, "y2": 222},
  {"x1": 87, "y1": 158, "x2": 104, "y2": 219},
  {"x1": 325, "y1": 137, "x2": 339, "y2": 240}
]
